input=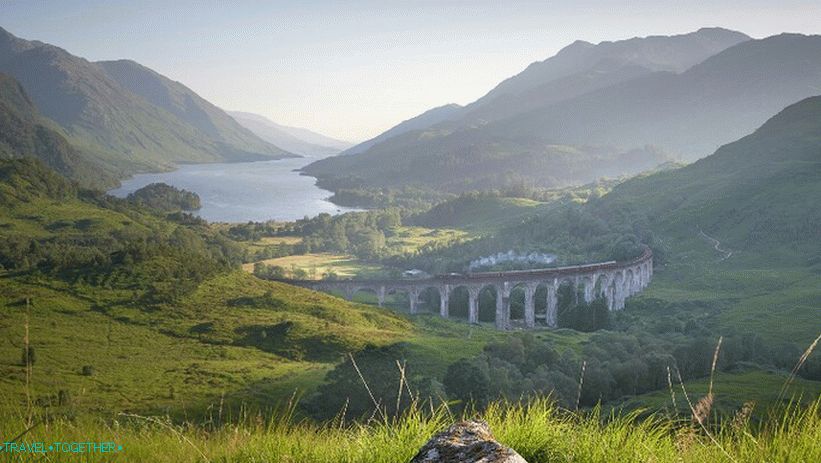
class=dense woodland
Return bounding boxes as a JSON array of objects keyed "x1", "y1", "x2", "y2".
[{"x1": 126, "y1": 182, "x2": 202, "y2": 212}]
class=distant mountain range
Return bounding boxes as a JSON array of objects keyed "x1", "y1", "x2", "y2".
[
  {"x1": 228, "y1": 111, "x2": 352, "y2": 158},
  {"x1": 0, "y1": 26, "x2": 295, "y2": 187},
  {"x1": 339, "y1": 28, "x2": 750, "y2": 157},
  {"x1": 306, "y1": 28, "x2": 821, "y2": 198}
]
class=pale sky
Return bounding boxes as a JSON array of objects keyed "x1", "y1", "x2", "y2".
[{"x1": 1, "y1": 1, "x2": 820, "y2": 142}]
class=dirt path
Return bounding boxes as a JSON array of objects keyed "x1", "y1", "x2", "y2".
[{"x1": 699, "y1": 229, "x2": 733, "y2": 261}]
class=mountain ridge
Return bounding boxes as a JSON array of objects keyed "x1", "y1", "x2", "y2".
[
  {"x1": 341, "y1": 103, "x2": 464, "y2": 156},
  {"x1": 0, "y1": 26, "x2": 295, "y2": 185},
  {"x1": 596, "y1": 93, "x2": 821, "y2": 257},
  {"x1": 338, "y1": 27, "x2": 751, "y2": 158},
  {"x1": 305, "y1": 32, "x2": 821, "y2": 198},
  {"x1": 0, "y1": 72, "x2": 111, "y2": 188},
  {"x1": 228, "y1": 110, "x2": 351, "y2": 157}
]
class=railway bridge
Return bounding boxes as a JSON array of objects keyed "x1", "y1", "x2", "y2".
[{"x1": 281, "y1": 248, "x2": 653, "y2": 330}]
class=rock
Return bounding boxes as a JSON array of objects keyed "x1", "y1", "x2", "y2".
[{"x1": 410, "y1": 420, "x2": 528, "y2": 463}]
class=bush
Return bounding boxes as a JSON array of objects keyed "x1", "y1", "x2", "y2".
[
  {"x1": 81, "y1": 365, "x2": 95, "y2": 376},
  {"x1": 443, "y1": 358, "x2": 492, "y2": 406}
]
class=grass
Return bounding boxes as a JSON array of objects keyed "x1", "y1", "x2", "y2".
[
  {"x1": 241, "y1": 253, "x2": 386, "y2": 278},
  {"x1": 0, "y1": 397, "x2": 818, "y2": 462},
  {"x1": 254, "y1": 236, "x2": 303, "y2": 246},
  {"x1": 0, "y1": 196, "x2": 160, "y2": 240},
  {"x1": 617, "y1": 369, "x2": 821, "y2": 416},
  {"x1": 414, "y1": 196, "x2": 551, "y2": 233},
  {"x1": 241, "y1": 225, "x2": 469, "y2": 278},
  {"x1": 3, "y1": 270, "x2": 543, "y2": 422},
  {"x1": 240, "y1": 235, "x2": 303, "y2": 257},
  {"x1": 0, "y1": 271, "x2": 413, "y2": 420},
  {"x1": 385, "y1": 226, "x2": 469, "y2": 252},
  {"x1": 637, "y1": 232, "x2": 821, "y2": 345}
]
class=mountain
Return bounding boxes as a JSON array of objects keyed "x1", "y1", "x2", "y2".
[
  {"x1": 339, "y1": 28, "x2": 750, "y2": 156},
  {"x1": 0, "y1": 73, "x2": 112, "y2": 188},
  {"x1": 305, "y1": 32, "x2": 821, "y2": 197},
  {"x1": 305, "y1": 126, "x2": 671, "y2": 193},
  {"x1": 493, "y1": 33, "x2": 821, "y2": 159},
  {"x1": 341, "y1": 103, "x2": 464, "y2": 155},
  {"x1": 471, "y1": 28, "x2": 751, "y2": 112},
  {"x1": 228, "y1": 110, "x2": 351, "y2": 158},
  {"x1": 598, "y1": 94, "x2": 821, "y2": 256},
  {"x1": 0, "y1": 27, "x2": 294, "y2": 184},
  {"x1": 97, "y1": 60, "x2": 290, "y2": 157}
]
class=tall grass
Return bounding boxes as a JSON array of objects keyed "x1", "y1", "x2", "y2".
[{"x1": 1, "y1": 396, "x2": 818, "y2": 462}]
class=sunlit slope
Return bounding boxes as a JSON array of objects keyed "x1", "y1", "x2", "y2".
[
  {"x1": 0, "y1": 158, "x2": 412, "y2": 416},
  {"x1": 0, "y1": 272, "x2": 411, "y2": 416}
]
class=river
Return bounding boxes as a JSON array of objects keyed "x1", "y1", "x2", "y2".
[{"x1": 107, "y1": 157, "x2": 360, "y2": 223}]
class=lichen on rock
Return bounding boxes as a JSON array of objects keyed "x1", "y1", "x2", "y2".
[{"x1": 410, "y1": 420, "x2": 528, "y2": 463}]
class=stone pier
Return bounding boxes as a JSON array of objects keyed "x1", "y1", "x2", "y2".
[{"x1": 279, "y1": 247, "x2": 653, "y2": 331}]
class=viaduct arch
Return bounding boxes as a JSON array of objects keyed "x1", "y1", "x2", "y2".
[{"x1": 279, "y1": 247, "x2": 653, "y2": 331}]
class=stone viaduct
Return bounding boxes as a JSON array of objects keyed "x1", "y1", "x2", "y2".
[{"x1": 282, "y1": 248, "x2": 653, "y2": 330}]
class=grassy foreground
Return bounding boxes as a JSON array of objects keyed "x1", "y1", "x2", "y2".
[{"x1": 1, "y1": 397, "x2": 818, "y2": 462}]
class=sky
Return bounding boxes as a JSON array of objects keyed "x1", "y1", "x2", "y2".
[{"x1": 1, "y1": 1, "x2": 820, "y2": 142}]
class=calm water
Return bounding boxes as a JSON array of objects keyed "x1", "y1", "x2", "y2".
[{"x1": 108, "y1": 157, "x2": 360, "y2": 222}]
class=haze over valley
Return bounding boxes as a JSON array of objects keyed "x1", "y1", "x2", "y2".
[{"x1": 0, "y1": 3, "x2": 819, "y2": 462}]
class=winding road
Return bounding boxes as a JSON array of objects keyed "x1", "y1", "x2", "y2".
[{"x1": 699, "y1": 229, "x2": 733, "y2": 261}]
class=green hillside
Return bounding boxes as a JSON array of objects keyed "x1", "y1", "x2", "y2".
[
  {"x1": 401, "y1": 96, "x2": 821, "y2": 347},
  {"x1": 98, "y1": 60, "x2": 288, "y2": 159},
  {"x1": 0, "y1": 73, "x2": 113, "y2": 188},
  {"x1": 0, "y1": 272, "x2": 412, "y2": 416},
  {"x1": 598, "y1": 94, "x2": 821, "y2": 259},
  {"x1": 0, "y1": 158, "x2": 514, "y2": 423},
  {"x1": 0, "y1": 158, "x2": 415, "y2": 417},
  {"x1": 593, "y1": 96, "x2": 821, "y2": 345},
  {"x1": 0, "y1": 27, "x2": 293, "y2": 185}
]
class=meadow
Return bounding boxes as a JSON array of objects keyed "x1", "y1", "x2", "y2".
[{"x1": 1, "y1": 397, "x2": 818, "y2": 462}]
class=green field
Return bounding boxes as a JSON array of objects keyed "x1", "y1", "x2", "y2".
[
  {"x1": 242, "y1": 252, "x2": 386, "y2": 279},
  {"x1": 411, "y1": 194, "x2": 573, "y2": 234},
  {"x1": 385, "y1": 226, "x2": 469, "y2": 251},
  {"x1": 242, "y1": 225, "x2": 470, "y2": 278}
]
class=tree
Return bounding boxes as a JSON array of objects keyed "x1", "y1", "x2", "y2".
[
  {"x1": 306, "y1": 344, "x2": 416, "y2": 420},
  {"x1": 443, "y1": 358, "x2": 491, "y2": 406}
]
